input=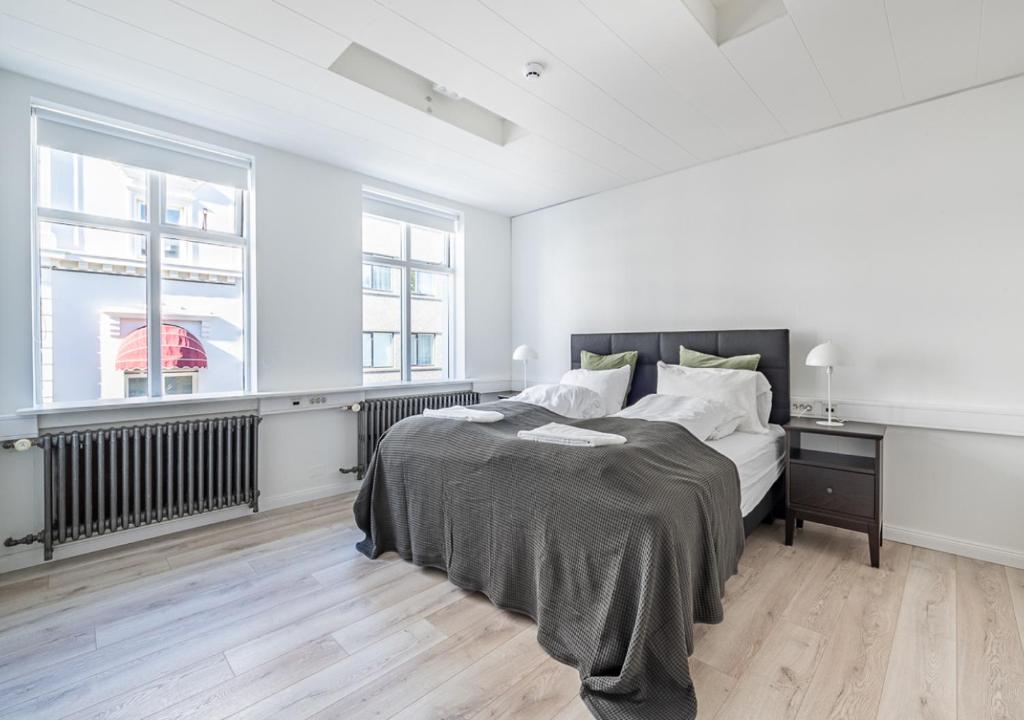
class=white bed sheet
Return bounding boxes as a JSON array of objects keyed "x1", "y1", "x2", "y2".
[{"x1": 704, "y1": 424, "x2": 785, "y2": 517}]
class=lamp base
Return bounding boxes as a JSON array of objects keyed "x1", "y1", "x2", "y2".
[{"x1": 816, "y1": 419, "x2": 845, "y2": 427}]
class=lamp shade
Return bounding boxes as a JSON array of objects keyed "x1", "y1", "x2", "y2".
[
  {"x1": 512, "y1": 344, "x2": 538, "y2": 361},
  {"x1": 805, "y1": 341, "x2": 840, "y2": 367}
]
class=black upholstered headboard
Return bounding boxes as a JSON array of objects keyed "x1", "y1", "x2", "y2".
[{"x1": 570, "y1": 329, "x2": 791, "y2": 426}]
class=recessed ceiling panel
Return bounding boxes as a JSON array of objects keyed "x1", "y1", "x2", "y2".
[{"x1": 329, "y1": 43, "x2": 524, "y2": 147}]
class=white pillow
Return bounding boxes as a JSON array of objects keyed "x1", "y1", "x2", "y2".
[
  {"x1": 613, "y1": 394, "x2": 746, "y2": 442},
  {"x1": 560, "y1": 365, "x2": 632, "y2": 416},
  {"x1": 656, "y1": 363, "x2": 769, "y2": 434},
  {"x1": 510, "y1": 384, "x2": 605, "y2": 419},
  {"x1": 757, "y1": 389, "x2": 773, "y2": 428}
]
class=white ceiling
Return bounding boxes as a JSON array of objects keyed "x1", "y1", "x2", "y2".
[{"x1": 1, "y1": 0, "x2": 1022, "y2": 216}]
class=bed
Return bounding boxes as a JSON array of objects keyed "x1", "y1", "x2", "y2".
[
  {"x1": 355, "y1": 329, "x2": 790, "y2": 720},
  {"x1": 571, "y1": 329, "x2": 791, "y2": 534}
]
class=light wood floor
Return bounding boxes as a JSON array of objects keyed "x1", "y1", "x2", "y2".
[{"x1": 1, "y1": 494, "x2": 1023, "y2": 720}]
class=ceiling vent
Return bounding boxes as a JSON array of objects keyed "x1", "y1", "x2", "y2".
[{"x1": 330, "y1": 43, "x2": 524, "y2": 147}]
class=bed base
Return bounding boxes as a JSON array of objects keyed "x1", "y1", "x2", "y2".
[{"x1": 742, "y1": 474, "x2": 784, "y2": 536}]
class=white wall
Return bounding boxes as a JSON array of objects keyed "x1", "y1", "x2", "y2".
[
  {"x1": 0, "y1": 70, "x2": 512, "y2": 571},
  {"x1": 511, "y1": 75, "x2": 1024, "y2": 566}
]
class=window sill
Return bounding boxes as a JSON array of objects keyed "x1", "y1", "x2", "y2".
[
  {"x1": 18, "y1": 379, "x2": 477, "y2": 417},
  {"x1": 20, "y1": 391, "x2": 258, "y2": 417}
]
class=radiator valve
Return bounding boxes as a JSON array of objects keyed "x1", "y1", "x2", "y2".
[
  {"x1": 1, "y1": 438, "x2": 37, "y2": 452},
  {"x1": 4, "y1": 532, "x2": 44, "y2": 548}
]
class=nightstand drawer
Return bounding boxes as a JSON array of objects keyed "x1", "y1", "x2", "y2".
[{"x1": 790, "y1": 464, "x2": 874, "y2": 518}]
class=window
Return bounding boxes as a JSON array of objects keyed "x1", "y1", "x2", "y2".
[
  {"x1": 125, "y1": 371, "x2": 197, "y2": 397},
  {"x1": 361, "y1": 192, "x2": 457, "y2": 385},
  {"x1": 362, "y1": 263, "x2": 397, "y2": 293},
  {"x1": 32, "y1": 107, "x2": 253, "y2": 404},
  {"x1": 410, "y1": 270, "x2": 441, "y2": 298},
  {"x1": 412, "y1": 333, "x2": 436, "y2": 367},
  {"x1": 362, "y1": 331, "x2": 398, "y2": 369}
]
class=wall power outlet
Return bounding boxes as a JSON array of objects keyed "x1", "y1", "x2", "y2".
[
  {"x1": 813, "y1": 400, "x2": 838, "y2": 417},
  {"x1": 792, "y1": 400, "x2": 837, "y2": 417}
]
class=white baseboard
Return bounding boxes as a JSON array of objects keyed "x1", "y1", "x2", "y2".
[
  {"x1": 259, "y1": 480, "x2": 360, "y2": 511},
  {"x1": 885, "y1": 524, "x2": 1024, "y2": 570},
  {"x1": 0, "y1": 505, "x2": 252, "y2": 575},
  {"x1": 0, "y1": 480, "x2": 359, "y2": 575}
]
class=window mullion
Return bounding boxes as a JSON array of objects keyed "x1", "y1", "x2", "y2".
[
  {"x1": 402, "y1": 224, "x2": 412, "y2": 382},
  {"x1": 146, "y1": 174, "x2": 163, "y2": 398}
]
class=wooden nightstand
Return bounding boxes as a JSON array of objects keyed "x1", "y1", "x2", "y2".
[{"x1": 783, "y1": 418, "x2": 887, "y2": 567}]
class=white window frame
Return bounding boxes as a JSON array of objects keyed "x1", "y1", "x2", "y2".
[
  {"x1": 361, "y1": 206, "x2": 455, "y2": 383},
  {"x1": 30, "y1": 103, "x2": 256, "y2": 405}
]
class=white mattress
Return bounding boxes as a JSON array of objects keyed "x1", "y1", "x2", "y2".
[{"x1": 704, "y1": 424, "x2": 785, "y2": 517}]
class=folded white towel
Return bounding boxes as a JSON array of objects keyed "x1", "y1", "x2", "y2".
[
  {"x1": 423, "y1": 406, "x2": 504, "y2": 423},
  {"x1": 517, "y1": 422, "x2": 627, "y2": 447}
]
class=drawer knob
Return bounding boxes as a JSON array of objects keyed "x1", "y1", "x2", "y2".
[{"x1": 826, "y1": 487, "x2": 833, "y2": 494}]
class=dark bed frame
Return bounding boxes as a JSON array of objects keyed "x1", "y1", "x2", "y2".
[{"x1": 570, "y1": 329, "x2": 790, "y2": 535}]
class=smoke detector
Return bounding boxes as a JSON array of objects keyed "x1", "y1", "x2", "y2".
[{"x1": 522, "y1": 62, "x2": 545, "y2": 80}]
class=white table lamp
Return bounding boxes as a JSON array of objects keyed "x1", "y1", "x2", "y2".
[
  {"x1": 805, "y1": 341, "x2": 843, "y2": 427},
  {"x1": 512, "y1": 344, "x2": 537, "y2": 390}
]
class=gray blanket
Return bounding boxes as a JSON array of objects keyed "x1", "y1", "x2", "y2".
[{"x1": 353, "y1": 401, "x2": 744, "y2": 720}]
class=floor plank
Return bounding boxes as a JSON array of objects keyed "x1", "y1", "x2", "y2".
[
  {"x1": 72, "y1": 652, "x2": 234, "y2": 720},
  {"x1": 387, "y1": 626, "x2": 549, "y2": 720},
  {"x1": 143, "y1": 636, "x2": 346, "y2": 720},
  {"x1": 782, "y1": 527, "x2": 864, "y2": 635},
  {"x1": 230, "y1": 620, "x2": 447, "y2": 720},
  {"x1": 957, "y1": 557, "x2": 1024, "y2": 720},
  {"x1": 310, "y1": 609, "x2": 533, "y2": 720},
  {"x1": 877, "y1": 547, "x2": 957, "y2": 720},
  {"x1": 1006, "y1": 565, "x2": 1024, "y2": 653},
  {"x1": 714, "y1": 620, "x2": 825, "y2": 720},
  {"x1": 224, "y1": 564, "x2": 442, "y2": 674},
  {"x1": 469, "y1": 657, "x2": 581, "y2": 720},
  {"x1": 692, "y1": 525, "x2": 832, "y2": 678},
  {"x1": 690, "y1": 658, "x2": 736, "y2": 720},
  {"x1": 550, "y1": 698, "x2": 593, "y2": 720},
  {"x1": 795, "y1": 541, "x2": 912, "y2": 720}
]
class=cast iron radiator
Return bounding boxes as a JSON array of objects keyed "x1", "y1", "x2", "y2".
[
  {"x1": 3, "y1": 414, "x2": 260, "y2": 561},
  {"x1": 357, "y1": 391, "x2": 479, "y2": 472}
]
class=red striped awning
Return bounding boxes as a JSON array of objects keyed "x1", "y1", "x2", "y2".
[{"x1": 115, "y1": 324, "x2": 208, "y2": 371}]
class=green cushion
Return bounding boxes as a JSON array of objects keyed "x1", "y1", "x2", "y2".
[
  {"x1": 581, "y1": 350, "x2": 639, "y2": 393},
  {"x1": 679, "y1": 346, "x2": 761, "y2": 371}
]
